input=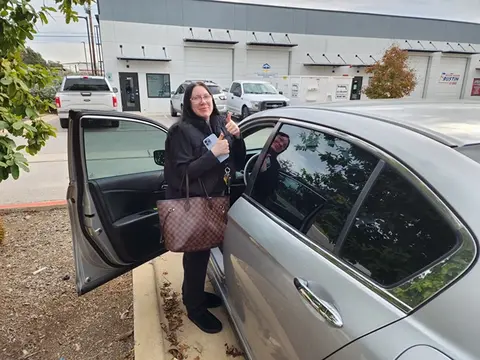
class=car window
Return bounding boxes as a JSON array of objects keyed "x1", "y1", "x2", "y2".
[
  {"x1": 63, "y1": 77, "x2": 110, "y2": 91},
  {"x1": 339, "y1": 164, "x2": 459, "y2": 287},
  {"x1": 230, "y1": 83, "x2": 239, "y2": 93},
  {"x1": 250, "y1": 123, "x2": 379, "y2": 248},
  {"x1": 83, "y1": 119, "x2": 166, "y2": 180},
  {"x1": 243, "y1": 83, "x2": 277, "y2": 95},
  {"x1": 207, "y1": 85, "x2": 222, "y2": 94},
  {"x1": 244, "y1": 127, "x2": 274, "y2": 150},
  {"x1": 178, "y1": 86, "x2": 185, "y2": 94}
]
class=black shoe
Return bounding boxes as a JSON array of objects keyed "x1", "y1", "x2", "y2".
[
  {"x1": 205, "y1": 292, "x2": 222, "y2": 308},
  {"x1": 188, "y1": 310, "x2": 223, "y2": 334}
]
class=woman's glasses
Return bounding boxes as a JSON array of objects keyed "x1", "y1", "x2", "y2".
[{"x1": 191, "y1": 94, "x2": 212, "y2": 103}]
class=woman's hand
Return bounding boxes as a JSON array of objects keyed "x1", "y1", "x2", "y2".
[
  {"x1": 211, "y1": 133, "x2": 230, "y2": 157},
  {"x1": 225, "y1": 112, "x2": 240, "y2": 138}
]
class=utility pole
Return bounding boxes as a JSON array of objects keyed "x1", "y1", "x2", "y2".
[
  {"x1": 85, "y1": 5, "x2": 97, "y2": 75},
  {"x1": 81, "y1": 41, "x2": 89, "y2": 74},
  {"x1": 79, "y1": 16, "x2": 94, "y2": 75}
]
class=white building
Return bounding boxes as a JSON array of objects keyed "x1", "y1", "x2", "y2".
[{"x1": 97, "y1": 0, "x2": 480, "y2": 112}]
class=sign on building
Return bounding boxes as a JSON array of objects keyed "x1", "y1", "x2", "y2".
[
  {"x1": 471, "y1": 78, "x2": 480, "y2": 96},
  {"x1": 439, "y1": 72, "x2": 461, "y2": 85},
  {"x1": 335, "y1": 84, "x2": 349, "y2": 99}
]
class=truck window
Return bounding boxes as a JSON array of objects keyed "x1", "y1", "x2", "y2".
[{"x1": 63, "y1": 78, "x2": 110, "y2": 92}]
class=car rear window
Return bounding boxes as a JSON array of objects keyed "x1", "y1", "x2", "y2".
[
  {"x1": 63, "y1": 78, "x2": 110, "y2": 91},
  {"x1": 207, "y1": 85, "x2": 222, "y2": 95},
  {"x1": 457, "y1": 144, "x2": 480, "y2": 164}
]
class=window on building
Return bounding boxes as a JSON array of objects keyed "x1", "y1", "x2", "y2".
[
  {"x1": 146, "y1": 74, "x2": 171, "y2": 98},
  {"x1": 339, "y1": 164, "x2": 459, "y2": 287},
  {"x1": 250, "y1": 124, "x2": 379, "y2": 251}
]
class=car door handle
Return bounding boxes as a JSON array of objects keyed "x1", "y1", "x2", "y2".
[{"x1": 294, "y1": 277, "x2": 343, "y2": 328}]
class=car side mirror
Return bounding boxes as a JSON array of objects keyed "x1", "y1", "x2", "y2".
[
  {"x1": 223, "y1": 88, "x2": 229, "y2": 92},
  {"x1": 171, "y1": 91, "x2": 175, "y2": 95},
  {"x1": 279, "y1": 91, "x2": 283, "y2": 95},
  {"x1": 112, "y1": 87, "x2": 118, "y2": 93},
  {"x1": 234, "y1": 91, "x2": 241, "y2": 97},
  {"x1": 153, "y1": 150, "x2": 165, "y2": 166}
]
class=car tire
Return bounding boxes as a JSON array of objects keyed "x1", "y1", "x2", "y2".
[
  {"x1": 60, "y1": 118, "x2": 69, "y2": 129},
  {"x1": 241, "y1": 106, "x2": 249, "y2": 120},
  {"x1": 170, "y1": 103, "x2": 178, "y2": 117}
]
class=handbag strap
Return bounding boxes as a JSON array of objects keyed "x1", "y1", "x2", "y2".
[{"x1": 178, "y1": 169, "x2": 210, "y2": 200}]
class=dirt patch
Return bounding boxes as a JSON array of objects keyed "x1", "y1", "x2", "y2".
[{"x1": 0, "y1": 208, "x2": 134, "y2": 360}]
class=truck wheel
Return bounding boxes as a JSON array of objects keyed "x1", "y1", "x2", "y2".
[
  {"x1": 60, "y1": 118, "x2": 69, "y2": 129},
  {"x1": 170, "y1": 103, "x2": 178, "y2": 117},
  {"x1": 241, "y1": 106, "x2": 249, "y2": 120}
]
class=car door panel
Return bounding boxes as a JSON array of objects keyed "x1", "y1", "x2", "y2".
[
  {"x1": 68, "y1": 110, "x2": 168, "y2": 295},
  {"x1": 87, "y1": 170, "x2": 166, "y2": 263},
  {"x1": 224, "y1": 197, "x2": 405, "y2": 360}
]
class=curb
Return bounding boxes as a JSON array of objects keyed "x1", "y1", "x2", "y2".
[
  {"x1": 133, "y1": 261, "x2": 167, "y2": 360},
  {"x1": 0, "y1": 200, "x2": 67, "y2": 214}
]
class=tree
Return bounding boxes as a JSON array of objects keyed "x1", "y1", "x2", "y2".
[
  {"x1": 363, "y1": 45, "x2": 417, "y2": 99},
  {"x1": 1, "y1": 0, "x2": 91, "y2": 183},
  {"x1": 21, "y1": 46, "x2": 47, "y2": 67},
  {"x1": 1, "y1": 0, "x2": 92, "y2": 244}
]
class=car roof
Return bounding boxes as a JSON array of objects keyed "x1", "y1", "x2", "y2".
[
  {"x1": 277, "y1": 100, "x2": 480, "y2": 147},
  {"x1": 183, "y1": 80, "x2": 218, "y2": 85}
]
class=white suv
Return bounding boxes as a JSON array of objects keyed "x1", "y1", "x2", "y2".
[
  {"x1": 227, "y1": 80, "x2": 290, "y2": 120},
  {"x1": 170, "y1": 80, "x2": 227, "y2": 117}
]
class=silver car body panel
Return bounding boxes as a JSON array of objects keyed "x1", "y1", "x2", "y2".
[{"x1": 209, "y1": 101, "x2": 480, "y2": 360}]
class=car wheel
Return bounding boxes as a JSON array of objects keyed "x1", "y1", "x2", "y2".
[
  {"x1": 241, "y1": 106, "x2": 249, "y2": 120},
  {"x1": 60, "y1": 118, "x2": 69, "y2": 129},
  {"x1": 170, "y1": 103, "x2": 178, "y2": 117}
]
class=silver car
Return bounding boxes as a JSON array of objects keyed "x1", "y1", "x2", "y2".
[
  {"x1": 170, "y1": 80, "x2": 228, "y2": 116},
  {"x1": 67, "y1": 100, "x2": 480, "y2": 360}
]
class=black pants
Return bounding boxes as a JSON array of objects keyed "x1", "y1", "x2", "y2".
[{"x1": 182, "y1": 249, "x2": 210, "y2": 315}]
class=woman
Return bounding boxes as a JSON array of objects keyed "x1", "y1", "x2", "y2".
[{"x1": 164, "y1": 82, "x2": 246, "y2": 334}]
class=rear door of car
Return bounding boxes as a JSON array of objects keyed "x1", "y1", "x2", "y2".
[
  {"x1": 67, "y1": 110, "x2": 169, "y2": 295},
  {"x1": 223, "y1": 118, "x2": 465, "y2": 359}
]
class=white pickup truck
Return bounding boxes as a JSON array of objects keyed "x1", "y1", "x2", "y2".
[{"x1": 55, "y1": 76, "x2": 119, "y2": 128}]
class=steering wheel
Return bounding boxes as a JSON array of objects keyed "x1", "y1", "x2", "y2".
[{"x1": 243, "y1": 153, "x2": 261, "y2": 186}]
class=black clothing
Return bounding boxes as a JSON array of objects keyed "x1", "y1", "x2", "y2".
[
  {"x1": 252, "y1": 150, "x2": 281, "y2": 204},
  {"x1": 164, "y1": 113, "x2": 246, "y2": 199}
]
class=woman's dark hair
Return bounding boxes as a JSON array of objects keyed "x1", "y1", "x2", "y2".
[{"x1": 182, "y1": 82, "x2": 220, "y2": 120}]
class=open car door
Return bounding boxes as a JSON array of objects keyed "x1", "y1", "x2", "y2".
[{"x1": 67, "y1": 110, "x2": 169, "y2": 295}]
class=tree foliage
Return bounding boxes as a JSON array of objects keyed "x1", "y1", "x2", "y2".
[
  {"x1": 364, "y1": 45, "x2": 417, "y2": 99},
  {"x1": 0, "y1": 0, "x2": 92, "y2": 183}
]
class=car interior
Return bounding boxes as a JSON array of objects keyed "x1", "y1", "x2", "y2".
[{"x1": 74, "y1": 113, "x2": 276, "y2": 269}]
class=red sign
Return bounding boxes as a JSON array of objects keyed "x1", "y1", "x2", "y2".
[{"x1": 471, "y1": 78, "x2": 480, "y2": 96}]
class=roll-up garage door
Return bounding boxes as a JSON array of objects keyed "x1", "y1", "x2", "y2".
[
  {"x1": 407, "y1": 55, "x2": 430, "y2": 99},
  {"x1": 433, "y1": 56, "x2": 468, "y2": 99},
  {"x1": 184, "y1": 47, "x2": 233, "y2": 90},
  {"x1": 246, "y1": 49, "x2": 290, "y2": 79}
]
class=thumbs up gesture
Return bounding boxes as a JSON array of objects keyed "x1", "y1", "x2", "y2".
[{"x1": 225, "y1": 112, "x2": 240, "y2": 138}]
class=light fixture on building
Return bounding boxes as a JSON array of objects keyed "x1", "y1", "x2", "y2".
[
  {"x1": 269, "y1": 33, "x2": 275, "y2": 43},
  {"x1": 429, "y1": 41, "x2": 438, "y2": 50}
]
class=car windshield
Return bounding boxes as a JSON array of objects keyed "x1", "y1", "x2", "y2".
[
  {"x1": 207, "y1": 85, "x2": 222, "y2": 95},
  {"x1": 456, "y1": 144, "x2": 480, "y2": 164},
  {"x1": 63, "y1": 78, "x2": 110, "y2": 91},
  {"x1": 243, "y1": 83, "x2": 277, "y2": 95}
]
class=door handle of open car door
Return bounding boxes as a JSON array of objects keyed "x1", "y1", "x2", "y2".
[{"x1": 294, "y1": 277, "x2": 343, "y2": 328}]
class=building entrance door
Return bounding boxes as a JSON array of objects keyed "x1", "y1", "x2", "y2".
[
  {"x1": 119, "y1": 72, "x2": 141, "y2": 111},
  {"x1": 350, "y1": 76, "x2": 363, "y2": 100}
]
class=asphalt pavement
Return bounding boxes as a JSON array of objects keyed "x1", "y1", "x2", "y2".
[{"x1": 0, "y1": 113, "x2": 178, "y2": 205}]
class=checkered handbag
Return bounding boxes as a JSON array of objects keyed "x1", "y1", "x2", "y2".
[{"x1": 157, "y1": 171, "x2": 230, "y2": 252}]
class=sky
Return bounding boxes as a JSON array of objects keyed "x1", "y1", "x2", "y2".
[{"x1": 27, "y1": 0, "x2": 480, "y2": 63}]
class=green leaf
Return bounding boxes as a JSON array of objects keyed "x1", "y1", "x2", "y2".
[
  {"x1": 0, "y1": 121, "x2": 8, "y2": 130},
  {"x1": 16, "y1": 145, "x2": 26, "y2": 151},
  {"x1": 0, "y1": 162, "x2": 7, "y2": 168},
  {"x1": 1, "y1": 77, "x2": 13, "y2": 86},
  {"x1": 12, "y1": 121, "x2": 24, "y2": 130},
  {"x1": 11, "y1": 164, "x2": 20, "y2": 180},
  {"x1": 17, "y1": 162, "x2": 30, "y2": 172},
  {"x1": 26, "y1": 107, "x2": 36, "y2": 118}
]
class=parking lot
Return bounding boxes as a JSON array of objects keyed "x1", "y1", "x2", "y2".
[{"x1": 0, "y1": 113, "x2": 177, "y2": 205}]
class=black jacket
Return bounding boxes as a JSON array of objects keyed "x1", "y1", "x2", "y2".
[{"x1": 164, "y1": 114, "x2": 246, "y2": 199}]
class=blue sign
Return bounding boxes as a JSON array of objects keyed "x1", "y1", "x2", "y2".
[{"x1": 262, "y1": 63, "x2": 271, "y2": 70}]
